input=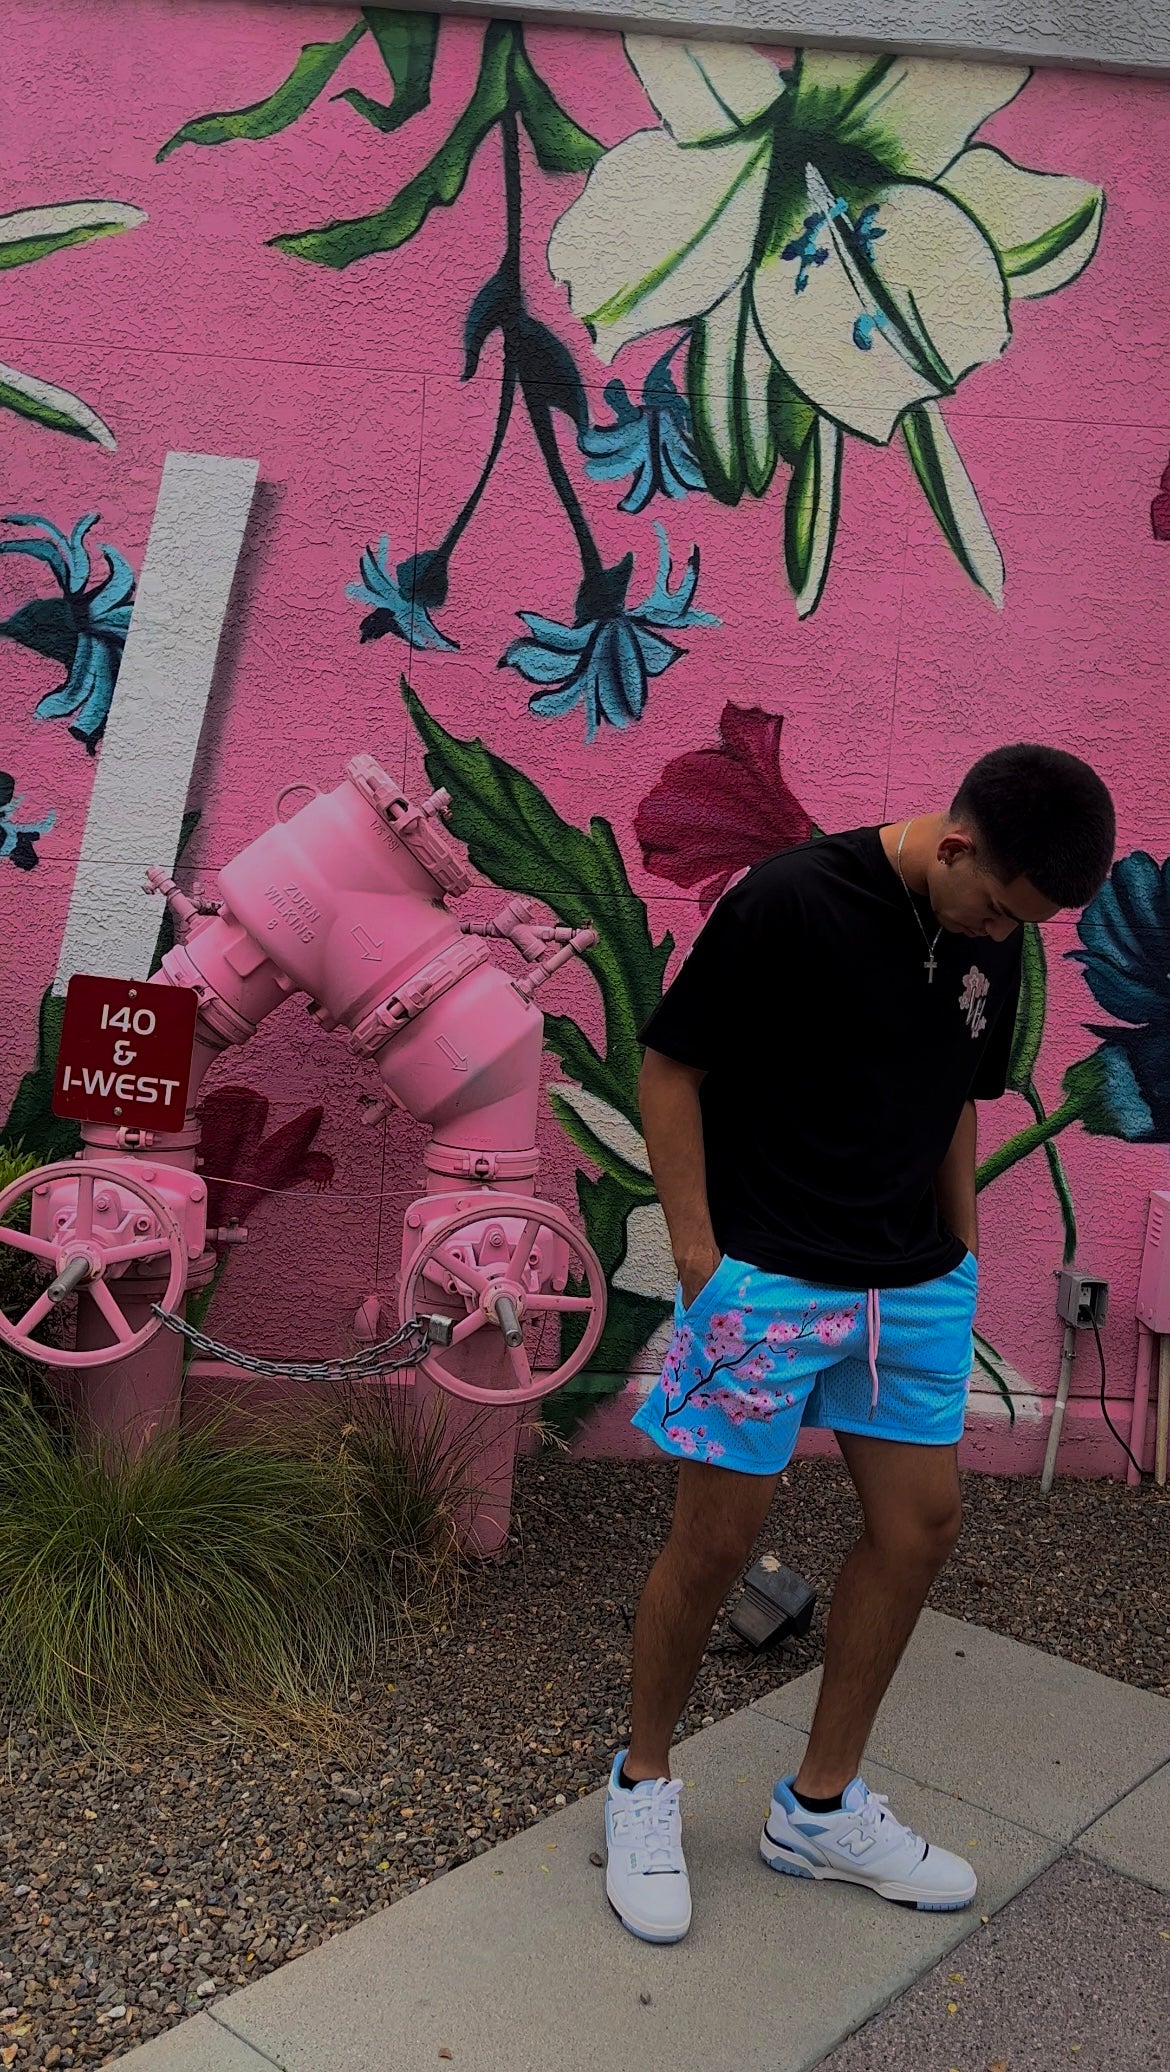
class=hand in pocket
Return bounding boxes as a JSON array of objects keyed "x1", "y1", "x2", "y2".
[{"x1": 679, "y1": 1251, "x2": 725, "y2": 1312}]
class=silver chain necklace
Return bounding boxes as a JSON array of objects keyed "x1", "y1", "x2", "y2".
[{"x1": 895, "y1": 820, "x2": 943, "y2": 983}]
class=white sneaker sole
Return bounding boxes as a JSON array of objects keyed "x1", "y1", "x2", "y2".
[
  {"x1": 760, "y1": 1822, "x2": 977, "y2": 1912},
  {"x1": 605, "y1": 1876, "x2": 692, "y2": 1944}
]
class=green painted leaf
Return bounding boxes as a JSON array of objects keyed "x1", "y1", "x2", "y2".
[
  {"x1": 273, "y1": 22, "x2": 513, "y2": 268},
  {"x1": 403, "y1": 680, "x2": 671, "y2": 1124},
  {"x1": 901, "y1": 402, "x2": 1003, "y2": 606},
  {"x1": 2, "y1": 990, "x2": 80, "y2": 1164},
  {"x1": 0, "y1": 372, "x2": 113, "y2": 446},
  {"x1": 1061, "y1": 1052, "x2": 1121, "y2": 1138},
  {"x1": 335, "y1": 9, "x2": 438, "y2": 133},
  {"x1": 1002, "y1": 192, "x2": 1101, "y2": 281},
  {"x1": 687, "y1": 315, "x2": 746, "y2": 506},
  {"x1": 784, "y1": 413, "x2": 841, "y2": 616},
  {"x1": 972, "y1": 1333, "x2": 1016, "y2": 1421},
  {"x1": 741, "y1": 379, "x2": 778, "y2": 498},
  {"x1": 0, "y1": 214, "x2": 141, "y2": 273},
  {"x1": 548, "y1": 1087, "x2": 656, "y2": 1198},
  {"x1": 1007, "y1": 923, "x2": 1047, "y2": 1094},
  {"x1": 511, "y1": 37, "x2": 603, "y2": 174},
  {"x1": 769, "y1": 367, "x2": 816, "y2": 468},
  {"x1": 157, "y1": 19, "x2": 367, "y2": 159},
  {"x1": 541, "y1": 1012, "x2": 628, "y2": 1115}
]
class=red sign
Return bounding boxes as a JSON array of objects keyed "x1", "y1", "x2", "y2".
[{"x1": 52, "y1": 975, "x2": 198, "y2": 1131}]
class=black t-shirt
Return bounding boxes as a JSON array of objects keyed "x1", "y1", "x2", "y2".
[{"x1": 639, "y1": 829, "x2": 1022, "y2": 1289}]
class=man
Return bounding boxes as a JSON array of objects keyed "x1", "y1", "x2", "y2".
[{"x1": 605, "y1": 744, "x2": 1115, "y2": 1944}]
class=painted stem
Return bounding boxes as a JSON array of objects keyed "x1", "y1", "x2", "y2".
[
  {"x1": 437, "y1": 360, "x2": 518, "y2": 564},
  {"x1": 434, "y1": 101, "x2": 524, "y2": 569},
  {"x1": 501, "y1": 109, "x2": 605, "y2": 595},
  {"x1": 975, "y1": 1097, "x2": 1081, "y2": 1192},
  {"x1": 524, "y1": 390, "x2": 605, "y2": 592},
  {"x1": 1023, "y1": 1077, "x2": 1079, "y2": 1263}
]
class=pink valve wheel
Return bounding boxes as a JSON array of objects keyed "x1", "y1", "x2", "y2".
[
  {"x1": 0, "y1": 1160, "x2": 187, "y2": 1369},
  {"x1": 400, "y1": 1194, "x2": 605, "y2": 1406}
]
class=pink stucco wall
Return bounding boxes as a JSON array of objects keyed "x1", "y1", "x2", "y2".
[{"x1": 2, "y1": 0, "x2": 1169, "y2": 1470}]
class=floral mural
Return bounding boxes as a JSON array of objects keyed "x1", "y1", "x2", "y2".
[
  {"x1": 0, "y1": 513, "x2": 136, "y2": 750},
  {"x1": 551, "y1": 43, "x2": 1102, "y2": 617},
  {"x1": 0, "y1": 2, "x2": 1167, "y2": 1453},
  {"x1": 160, "y1": 17, "x2": 1104, "y2": 720}
]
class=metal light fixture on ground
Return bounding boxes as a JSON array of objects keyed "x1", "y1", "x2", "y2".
[{"x1": 728, "y1": 1555, "x2": 817, "y2": 1650}]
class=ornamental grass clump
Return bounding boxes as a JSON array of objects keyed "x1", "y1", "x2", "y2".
[{"x1": 0, "y1": 1371, "x2": 464, "y2": 1744}]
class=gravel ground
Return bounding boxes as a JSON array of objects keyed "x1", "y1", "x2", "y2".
[
  {"x1": 821, "y1": 1853, "x2": 1170, "y2": 2072},
  {"x1": 2, "y1": 1455, "x2": 1167, "y2": 2070}
]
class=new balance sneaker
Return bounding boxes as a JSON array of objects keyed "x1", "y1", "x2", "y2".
[
  {"x1": 604, "y1": 1751, "x2": 691, "y2": 1943},
  {"x1": 760, "y1": 1775, "x2": 977, "y2": 1912}
]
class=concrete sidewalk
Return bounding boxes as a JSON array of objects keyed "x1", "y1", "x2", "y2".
[{"x1": 118, "y1": 1613, "x2": 1170, "y2": 2072}]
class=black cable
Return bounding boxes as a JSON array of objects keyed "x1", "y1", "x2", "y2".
[{"x1": 1092, "y1": 1316, "x2": 1150, "y2": 1482}]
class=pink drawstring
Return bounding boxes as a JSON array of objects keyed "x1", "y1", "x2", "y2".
[{"x1": 866, "y1": 1288, "x2": 882, "y2": 1414}]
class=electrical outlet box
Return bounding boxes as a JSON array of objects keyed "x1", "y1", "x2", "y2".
[{"x1": 1056, "y1": 1269, "x2": 1109, "y2": 1331}]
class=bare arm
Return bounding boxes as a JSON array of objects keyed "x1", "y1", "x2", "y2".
[
  {"x1": 638, "y1": 1047, "x2": 722, "y2": 1308},
  {"x1": 935, "y1": 1100, "x2": 979, "y2": 1258}
]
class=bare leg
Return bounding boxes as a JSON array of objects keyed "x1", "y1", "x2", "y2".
[
  {"x1": 625, "y1": 1460, "x2": 780, "y2": 1782},
  {"x1": 794, "y1": 1434, "x2": 962, "y2": 1799}
]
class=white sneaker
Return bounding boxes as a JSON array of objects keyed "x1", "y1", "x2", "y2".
[
  {"x1": 604, "y1": 1751, "x2": 692, "y2": 1943},
  {"x1": 761, "y1": 1775, "x2": 977, "y2": 1911}
]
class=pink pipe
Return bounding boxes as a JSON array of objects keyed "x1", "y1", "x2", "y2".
[
  {"x1": 1129, "y1": 1325, "x2": 1153, "y2": 1487},
  {"x1": 155, "y1": 757, "x2": 549, "y2": 1178},
  {"x1": 22, "y1": 757, "x2": 602, "y2": 1542}
]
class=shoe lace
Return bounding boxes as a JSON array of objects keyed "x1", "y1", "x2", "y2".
[
  {"x1": 855, "y1": 1791, "x2": 923, "y2": 1854},
  {"x1": 620, "y1": 1778, "x2": 684, "y2": 1871}
]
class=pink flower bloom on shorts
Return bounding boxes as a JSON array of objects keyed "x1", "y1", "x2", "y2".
[
  {"x1": 660, "y1": 1324, "x2": 695, "y2": 1400},
  {"x1": 736, "y1": 1351, "x2": 774, "y2": 1384},
  {"x1": 766, "y1": 1318, "x2": 801, "y2": 1347},
  {"x1": 813, "y1": 1307, "x2": 859, "y2": 1346},
  {"x1": 704, "y1": 1441, "x2": 726, "y2": 1463},
  {"x1": 703, "y1": 1309, "x2": 746, "y2": 1363},
  {"x1": 665, "y1": 1425, "x2": 698, "y2": 1454}
]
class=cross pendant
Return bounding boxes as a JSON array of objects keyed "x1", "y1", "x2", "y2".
[{"x1": 925, "y1": 952, "x2": 938, "y2": 983}]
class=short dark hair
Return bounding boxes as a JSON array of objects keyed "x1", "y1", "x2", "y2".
[{"x1": 951, "y1": 745, "x2": 1115, "y2": 908}]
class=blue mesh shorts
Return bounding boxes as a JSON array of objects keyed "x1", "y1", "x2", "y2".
[{"x1": 631, "y1": 1253, "x2": 978, "y2": 1473}]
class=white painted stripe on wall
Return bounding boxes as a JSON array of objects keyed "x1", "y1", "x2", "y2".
[{"x1": 53, "y1": 450, "x2": 258, "y2": 990}]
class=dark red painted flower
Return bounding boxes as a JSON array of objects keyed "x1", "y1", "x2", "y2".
[
  {"x1": 197, "y1": 1085, "x2": 334, "y2": 1232},
  {"x1": 635, "y1": 702, "x2": 814, "y2": 911},
  {"x1": 1152, "y1": 456, "x2": 1170, "y2": 540}
]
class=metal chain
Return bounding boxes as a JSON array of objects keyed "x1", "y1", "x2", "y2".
[{"x1": 151, "y1": 1306, "x2": 430, "y2": 1381}]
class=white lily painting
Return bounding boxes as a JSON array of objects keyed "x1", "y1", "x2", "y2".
[
  {"x1": 0, "y1": 200, "x2": 145, "y2": 447},
  {"x1": 549, "y1": 42, "x2": 1103, "y2": 615}
]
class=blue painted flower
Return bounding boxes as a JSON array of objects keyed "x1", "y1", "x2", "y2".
[
  {"x1": 0, "y1": 513, "x2": 135, "y2": 750},
  {"x1": 346, "y1": 536, "x2": 458, "y2": 653},
  {"x1": 1066, "y1": 852, "x2": 1170, "y2": 1141},
  {"x1": 0, "y1": 771, "x2": 54, "y2": 871},
  {"x1": 579, "y1": 347, "x2": 705, "y2": 514},
  {"x1": 503, "y1": 522, "x2": 718, "y2": 742}
]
